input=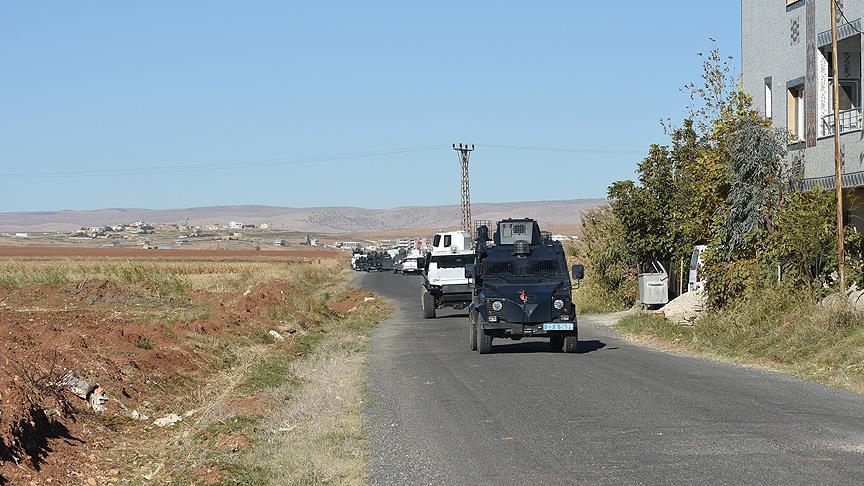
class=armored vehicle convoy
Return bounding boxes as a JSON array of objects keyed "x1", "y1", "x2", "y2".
[{"x1": 466, "y1": 219, "x2": 584, "y2": 354}]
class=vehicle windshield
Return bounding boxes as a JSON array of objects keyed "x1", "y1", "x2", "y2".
[
  {"x1": 481, "y1": 258, "x2": 564, "y2": 278},
  {"x1": 689, "y1": 249, "x2": 700, "y2": 270},
  {"x1": 431, "y1": 254, "x2": 472, "y2": 268}
]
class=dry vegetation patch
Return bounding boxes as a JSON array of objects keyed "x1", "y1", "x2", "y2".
[
  {"x1": 615, "y1": 288, "x2": 864, "y2": 393},
  {"x1": 0, "y1": 256, "x2": 386, "y2": 485}
]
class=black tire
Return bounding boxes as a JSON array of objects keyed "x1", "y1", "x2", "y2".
[
  {"x1": 422, "y1": 287, "x2": 436, "y2": 319},
  {"x1": 562, "y1": 333, "x2": 579, "y2": 354},
  {"x1": 469, "y1": 312, "x2": 478, "y2": 351},
  {"x1": 477, "y1": 324, "x2": 493, "y2": 354},
  {"x1": 549, "y1": 334, "x2": 563, "y2": 351}
]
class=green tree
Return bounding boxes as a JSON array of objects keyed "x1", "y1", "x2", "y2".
[
  {"x1": 723, "y1": 119, "x2": 790, "y2": 257},
  {"x1": 765, "y1": 187, "x2": 837, "y2": 296},
  {"x1": 570, "y1": 205, "x2": 637, "y2": 307},
  {"x1": 608, "y1": 144, "x2": 677, "y2": 264}
]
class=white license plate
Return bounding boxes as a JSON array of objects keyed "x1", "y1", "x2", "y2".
[{"x1": 543, "y1": 323, "x2": 574, "y2": 331}]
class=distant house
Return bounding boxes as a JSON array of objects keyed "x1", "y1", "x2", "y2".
[
  {"x1": 259, "y1": 223, "x2": 270, "y2": 230},
  {"x1": 227, "y1": 221, "x2": 244, "y2": 229}
]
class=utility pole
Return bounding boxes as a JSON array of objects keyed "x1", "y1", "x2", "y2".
[
  {"x1": 453, "y1": 143, "x2": 475, "y2": 235},
  {"x1": 831, "y1": 0, "x2": 847, "y2": 292}
]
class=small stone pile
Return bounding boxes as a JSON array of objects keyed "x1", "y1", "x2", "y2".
[{"x1": 656, "y1": 290, "x2": 707, "y2": 324}]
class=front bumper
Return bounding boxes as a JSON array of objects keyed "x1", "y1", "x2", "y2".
[
  {"x1": 481, "y1": 319, "x2": 576, "y2": 337},
  {"x1": 426, "y1": 283, "x2": 472, "y2": 305}
]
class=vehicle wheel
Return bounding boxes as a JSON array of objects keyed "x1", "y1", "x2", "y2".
[
  {"x1": 421, "y1": 287, "x2": 436, "y2": 319},
  {"x1": 549, "y1": 334, "x2": 563, "y2": 350},
  {"x1": 562, "y1": 333, "x2": 579, "y2": 354},
  {"x1": 469, "y1": 312, "x2": 478, "y2": 351},
  {"x1": 477, "y1": 324, "x2": 493, "y2": 354}
]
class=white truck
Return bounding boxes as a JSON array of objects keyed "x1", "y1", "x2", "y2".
[{"x1": 420, "y1": 230, "x2": 475, "y2": 319}]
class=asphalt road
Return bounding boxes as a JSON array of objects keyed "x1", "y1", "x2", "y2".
[{"x1": 361, "y1": 272, "x2": 864, "y2": 485}]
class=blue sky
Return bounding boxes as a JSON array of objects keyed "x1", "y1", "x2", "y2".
[{"x1": 0, "y1": 2, "x2": 741, "y2": 212}]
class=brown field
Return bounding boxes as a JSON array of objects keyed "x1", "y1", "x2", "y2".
[
  {"x1": 0, "y1": 244, "x2": 343, "y2": 260},
  {"x1": 0, "y1": 255, "x2": 380, "y2": 485}
]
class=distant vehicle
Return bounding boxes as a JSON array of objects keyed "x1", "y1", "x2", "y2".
[
  {"x1": 400, "y1": 256, "x2": 424, "y2": 275},
  {"x1": 365, "y1": 252, "x2": 383, "y2": 272},
  {"x1": 274, "y1": 239, "x2": 287, "y2": 247},
  {"x1": 467, "y1": 219, "x2": 584, "y2": 354},
  {"x1": 420, "y1": 230, "x2": 475, "y2": 318},
  {"x1": 351, "y1": 253, "x2": 366, "y2": 270},
  {"x1": 352, "y1": 254, "x2": 369, "y2": 272},
  {"x1": 380, "y1": 254, "x2": 396, "y2": 272},
  {"x1": 688, "y1": 245, "x2": 709, "y2": 292}
]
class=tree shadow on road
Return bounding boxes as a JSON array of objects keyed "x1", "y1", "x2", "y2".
[{"x1": 490, "y1": 339, "x2": 608, "y2": 354}]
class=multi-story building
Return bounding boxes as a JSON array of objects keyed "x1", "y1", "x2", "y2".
[{"x1": 742, "y1": 0, "x2": 864, "y2": 229}]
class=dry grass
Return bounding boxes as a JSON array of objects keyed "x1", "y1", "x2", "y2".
[
  {"x1": 616, "y1": 287, "x2": 864, "y2": 393},
  {"x1": 57, "y1": 257, "x2": 393, "y2": 485},
  {"x1": 0, "y1": 259, "x2": 344, "y2": 293},
  {"x1": 226, "y1": 300, "x2": 389, "y2": 485},
  {"x1": 0, "y1": 255, "x2": 387, "y2": 484}
]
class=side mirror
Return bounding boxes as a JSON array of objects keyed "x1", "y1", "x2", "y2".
[
  {"x1": 464, "y1": 263, "x2": 475, "y2": 279},
  {"x1": 571, "y1": 264, "x2": 584, "y2": 281}
]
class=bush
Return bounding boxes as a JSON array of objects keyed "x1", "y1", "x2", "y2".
[{"x1": 568, "y1": 206, "x2": 637, "y2": 310}]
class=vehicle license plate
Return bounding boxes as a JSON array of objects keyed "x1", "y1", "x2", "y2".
[{"x1": 543, "y1": 323, "x2": 574, "y2": 331}]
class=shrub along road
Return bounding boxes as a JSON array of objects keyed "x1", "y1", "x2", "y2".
[{"x1": 361, "y1": 272, "x2": 864, "y2": 485}]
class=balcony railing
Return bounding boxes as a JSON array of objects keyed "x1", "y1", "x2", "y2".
[{"x1": 821, "y1": 107, "x2": 863, "y2": 137}]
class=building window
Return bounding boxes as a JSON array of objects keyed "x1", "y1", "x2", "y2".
[
  {"x1": 788, "y1": 85, "x2": 805, "y2": 141},
  {"x1": 765, "y1": 77, "x2": 773, "y2": 119},
  {"x1": 829, "y1": 79, "x2": 860, "y2": 113}
]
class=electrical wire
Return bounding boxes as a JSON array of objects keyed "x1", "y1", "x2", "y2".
[
  {"x1": 1, "y1": 143, "x2": 643, "y2": 179},
  {"x1": 0, "y1": 145, "x2": 448, "y2": 179},
  {"x1": 478, "y1": 144, "x2": 644, "y2": 155},
  {"x1": 836, "y1": 3, "x2": 862, "y2": 35}
]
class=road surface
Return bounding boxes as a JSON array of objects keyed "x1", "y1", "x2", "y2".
[{"x1": 361, "y1": 272, "x2": 864, "y2": 485}]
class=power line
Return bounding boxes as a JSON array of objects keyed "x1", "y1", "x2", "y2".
[
  {"x1": 479, "y1": 144, "x2": 644, "y2": 155},
  {"x1": 1, "y1": 142, "x2": 644, "y2": 180},
  {"x1": 837, "y1": 3, "x2": 862, "y2": 34},
  {"x1": 0, "y1": 145, "x2": 448, "y2": 179}
]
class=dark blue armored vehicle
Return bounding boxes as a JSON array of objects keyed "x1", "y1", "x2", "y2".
[{"x1": 466, "y1": 219, "x2": 584, "y2": 354}]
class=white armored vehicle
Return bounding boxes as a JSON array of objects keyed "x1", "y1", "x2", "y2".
[{"x1": 420, "y1": 230, "x2": 475, "y2": 318}]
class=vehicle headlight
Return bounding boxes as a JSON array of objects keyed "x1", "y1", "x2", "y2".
[
  {"x1": 553, "y1": 299, "x2": 565, "y2": 310},
  {"x1": 491, "y1": 301, "x2": 503, "y2": 312}
]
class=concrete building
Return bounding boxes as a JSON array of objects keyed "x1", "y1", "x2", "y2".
[{"x1": 742, "y1": 0, "x2": 864, "y2": 230}]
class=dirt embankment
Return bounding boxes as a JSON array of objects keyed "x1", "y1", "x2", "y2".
[{"x1": 0, "y1": 275, "x2": 337, "y2": 484}]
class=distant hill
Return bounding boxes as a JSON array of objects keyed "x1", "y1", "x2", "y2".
[{"x1": 0, "y1": 199, "x2": 605, "y2": 233}]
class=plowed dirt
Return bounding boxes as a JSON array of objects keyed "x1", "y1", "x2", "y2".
[{"x1": 0, "y1": 276, "x2": 327, "y2": 484}]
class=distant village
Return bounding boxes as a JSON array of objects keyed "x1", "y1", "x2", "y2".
[{"x1": 1, "y1": 219, "x2": 578, "y2": 253}]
